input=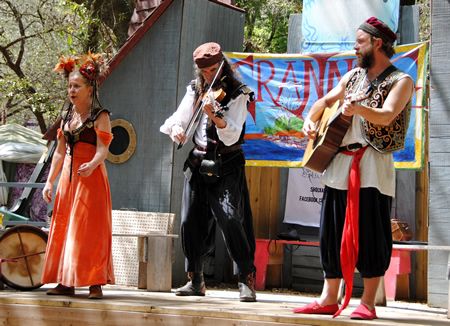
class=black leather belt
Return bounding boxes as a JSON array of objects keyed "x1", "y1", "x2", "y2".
[
  {"x1": 195, "y1": 145, "x2": 207, "y2": 152},
  {"x1": 195, "y1": 144, "x2": 242, "y2": 155},
  {"x1": 219, "y1": 144, "x2": 242, "y2": 154},
  {"x1": 338, "y1": 143, "x2": 364, "y2": 152}
]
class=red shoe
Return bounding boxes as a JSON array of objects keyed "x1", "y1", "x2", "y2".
[
  {"x1": 293, "y1": 301, "x2": 339, "y2": 315},
  {"x1": 350, "y1": 303, "x2": 377, "y2": 320}
]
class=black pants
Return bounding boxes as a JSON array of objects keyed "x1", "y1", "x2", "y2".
[
  {"x1": 320, "y1": 186, "x2": 393, "y2": 278},
  {"x1": 180, "y1": 164, "x2": 256, "y2": 277}
]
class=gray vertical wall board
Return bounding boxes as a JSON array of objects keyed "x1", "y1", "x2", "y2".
[
  {"x1": 429, "y1": 193, "x2": 450, "y2": 210},
  {"x1": 430, "y1": 124, "x2": 450, "y2": 137},
  {"x1": 398, "y1": 6, "x2": 419, "y2": 44},
  {"x1": 429, "y1": 138, "x2": 450, "y2": 151},
  {"x1": 392, "y1": 5, "x2": 419, "y2": 239},
  {"x1": 428, "y1": 251, "x2": 450, "y2": 265},
  {"x1": 429, "y1": 222, "x2": 450, "y2": 244},
  {"x1": 429, "y1": 110, "x2": 450, "y2": 125},
  {"x1": 429, "y1": 153, "x2": 450, "y2": 166},
  {"x1": 287, "y1": 14, "x2": 302, "y2": 53},
  {"x1": 424, "y1": 293, "x2": 448, "y2": 308},
  {"x1": 429, "y1": 71, "x2": 450, "y2": 103},
  {"x1": 429, "y1": 0, "x2": 450, "y2": 308},
  {"x1": 426, "y1": 208, "x2": 450, "y2": 224}
]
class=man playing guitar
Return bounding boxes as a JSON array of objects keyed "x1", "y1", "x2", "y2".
[{"x1": 295, "y1": 17, "x2": 414, "y2": 320}]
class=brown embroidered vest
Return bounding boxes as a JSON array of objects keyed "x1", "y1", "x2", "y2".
[{"x1": 346, "y1": 67, "x2": 411, "y2": 153}]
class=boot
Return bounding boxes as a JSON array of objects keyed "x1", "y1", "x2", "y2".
[
  {"x1": 238, "y1": 272, "x2": 256, "y2": 302},
  {"x1": 175, "y1": 272, "x2": 206, "y2": 296},
  {"x1": 88, "y1": 285, "x2": 103, "y2": 299},
  {"x1": 46, "y1": 284, "x2": 75, "y2": 296}
]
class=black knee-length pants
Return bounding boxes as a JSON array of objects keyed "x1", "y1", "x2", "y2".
[
  {"x1": 180, "y1": 165, "x2": 256, "y2": 277},
  {"x1": 320, "y1": 186, "x2": 393, "y2": 278}
]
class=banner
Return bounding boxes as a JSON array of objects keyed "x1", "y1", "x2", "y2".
[
  {"x1": 225, "y1": 42, "x2": 428, "y2": 169},
  {"x1": 301, "y1": 0, "x2": 399, "y2": 53}
]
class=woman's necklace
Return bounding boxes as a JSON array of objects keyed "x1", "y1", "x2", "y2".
[{"x1": 70, "y1": 110, "x2": 90, "y2": 130}]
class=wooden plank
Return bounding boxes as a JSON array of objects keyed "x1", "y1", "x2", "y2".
[
  {"x1": 396, "y1": 274, "x2": 410, "y2": 300},
  {"x1": 429, "y1": 193, "x2": 450, "y2": 210},
  {"x1": 246, "y1": 166, "x2": 263, "y2": 236},
  {"x1": 146, "y1": 237, "x2": 173, "y2": 291},
  {"x1": 428, "y1": 223, "x2": 450, "y2": 244},
  {"x1": 292, "y1": 256, "x2": 322, "y2": 269},
  {"x1": 394, "y1": 170, "x2": 416, "y2": 235},
  {"x1": 260, "y1": 168, "x2": 273, "y2": 238},
  {"x1": 292, "y1": 268, "x2": 324, "y2": 280},
  {"x1": 266, "y1": 265, "x2": 283, "y2": 287},
  {"x1": 0, "y1": 304, "x2": 308, "y2": 326},
  {"x1": 267, "y1": 168, "x2": 281, "y2": 238},
  {"x1": 290, "y1": 245, "x2": 320, "y2": 256},
  {"x1": 429, "y1": 110, "x2": 450, "y2": 124},
  {"x1": 1, "y1": 289, "x2": 448, "y2": 326},
  {"x1": 428, "y1": 264, "x2": 448, "y2": 280},
  {"x1": 429, "y1": 167, "x2": 450, "y2": 182},
  {"x1": 429, "y1": 153, "x2": 450, "y2": 165},
  {"x1": 430, "y1": 124, "x2": 450, "y2": 138},
  {"x1": 429, "y1": 138, "x2": 450, "y2": 152}
]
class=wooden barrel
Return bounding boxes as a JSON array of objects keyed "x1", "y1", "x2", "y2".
[{"x1": 0, "y1": 225, "x2": 47, "y2": 290}]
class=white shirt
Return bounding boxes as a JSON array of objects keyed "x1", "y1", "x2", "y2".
[
  {"x1": 321, "y1": 114, "x2": 396, "y2": 197},
  {"x1": 160, "y1": 84, "x2": 250, "y2": 146}
]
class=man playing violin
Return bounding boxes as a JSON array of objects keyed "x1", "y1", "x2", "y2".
[
  {"x1": 294, "y1": 17, "x2": 414, "y2": 320},
  {"x1": 160, "y1": 42, "x2": 257, "y2": 302}
]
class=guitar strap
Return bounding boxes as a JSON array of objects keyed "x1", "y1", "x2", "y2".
[{"x1": 367, "y1": 64, "x2": 397, "y2": 90}]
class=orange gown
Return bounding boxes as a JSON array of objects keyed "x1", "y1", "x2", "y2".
[{"x1": 41, "y1": 127, "x2": 115, "y2": 287}]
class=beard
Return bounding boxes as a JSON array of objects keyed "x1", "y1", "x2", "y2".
[{"x1": 358, "y1": 49, "x2": 375, "y2": 69}]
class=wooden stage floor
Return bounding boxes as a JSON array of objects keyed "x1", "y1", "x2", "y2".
[{"x1": 0, "y1": 285, "x2": 448, "y2": 325}]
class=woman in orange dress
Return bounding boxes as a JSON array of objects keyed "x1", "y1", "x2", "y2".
[{"x1": 41, "y1": 53, "x2": 114, "y2": 299}]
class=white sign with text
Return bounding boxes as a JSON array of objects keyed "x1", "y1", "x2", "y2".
[{"x1": 284, "y1": 168, "x2": 323, "y2": 227}]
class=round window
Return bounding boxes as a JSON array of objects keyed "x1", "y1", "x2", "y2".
[{"x1": 107, "y1": 119, "x2": 137, "y2": 164}]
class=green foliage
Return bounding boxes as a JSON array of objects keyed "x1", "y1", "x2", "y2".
[
  {"x1": 0, "y1": 0, "x2": 91, "y2": 131},
  {"x1": 234, "y1": 0, "x2": 302, "y2": 53},
  {"x1": 0, "y1": 0, "x2": 132, "y2": 132},
  {"x1": 264, "y1": 115, "x2": 303, "y2": 135}
]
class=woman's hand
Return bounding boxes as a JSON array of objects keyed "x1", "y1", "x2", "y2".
[
  {"x1": 78, "y1": 162, "x2": 95, "y2": 177},
  {"x1": 42, "y1": 182, "x2": 53, "y2": 203}
]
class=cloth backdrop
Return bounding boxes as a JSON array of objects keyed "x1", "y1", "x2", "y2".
[{"x1": 301, "y1": 0, "x2": 400, "y2": 53}]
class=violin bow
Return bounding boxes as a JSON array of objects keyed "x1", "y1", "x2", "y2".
[{"x1": 177, "y1": 60, "x2": 225, "y2": 150}]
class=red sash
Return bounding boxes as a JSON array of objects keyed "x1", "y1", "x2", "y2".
[{"x1": 333, "y1": 146, "x2": 368, "y2": 318}]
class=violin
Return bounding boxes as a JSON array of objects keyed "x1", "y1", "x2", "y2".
[
  {"x1": 202, "y1": 87, "x2": 227, "y2": 118},
  {"x1": 177, "y1": 60, "x2": 226, "y2": 149}
]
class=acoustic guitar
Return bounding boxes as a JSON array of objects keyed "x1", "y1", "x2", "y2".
[{"x1": 302, "y1": 91, "x2": 370, "y2": 173}]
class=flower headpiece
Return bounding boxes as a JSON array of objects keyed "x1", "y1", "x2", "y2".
[
  {"x1": 53, "y1": 55, "x2": 79, "y2": 78},
  {"x1": 54, "y1": 51, "x2": 107, "y2": 83},
  {"x1": 79, "y1": 51, "x2": 106, "y2": 83}
]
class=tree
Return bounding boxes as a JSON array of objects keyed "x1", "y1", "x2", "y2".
[
  {"x1": 71, "y1": 0, "x2": 134, "y2": 53},
  {"x1": 0, "y1": 0, "x2": 88, "y2": 132},
  {"x1": 234, "y1": 0, "x2": 302, "y2": 53}
]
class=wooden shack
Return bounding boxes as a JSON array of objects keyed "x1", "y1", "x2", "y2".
[{"x1": 99, "y1": 0, "x2": 245, "y2": 285}]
